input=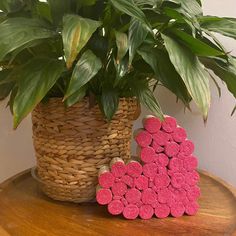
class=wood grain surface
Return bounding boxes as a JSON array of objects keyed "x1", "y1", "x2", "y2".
[{"x1": 0, "y1": 169, "x2": 235, "y2": 236}]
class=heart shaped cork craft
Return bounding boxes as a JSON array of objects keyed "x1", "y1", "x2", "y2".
[{"x1": 96, "y1": 115, "x2": 200, "y2": 220}]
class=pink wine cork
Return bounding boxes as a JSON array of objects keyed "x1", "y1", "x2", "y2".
[
  {"x1": 185, "y1": 201, "x2": 199, "y2": 216},
  {"x1": 158, "y1": 166, "x2": 168, "y2": 174},
  {"x1": 108, "y1": 200, "x2": 124, "y2": 215},
  {"x1": 172, "y1": 188, "x2": 186, "y2": 202},
  {"x1": 125, "y1": 188, "x2": 141, "y2": 204},
  {"x1": 151, "y1": 141, "x2": 165, "y2": 153},
  {"x1": 121, "y1": 175, "x2": 134, "y2": 188},
  {"x1": 139, "y1": 205, "x2": 154, "y2": 220},
  {"x1": 168, "y1": 157, "x2": 183, "y2": 172},
  {"x1": 142, "y1": 115, "x2": 161, "y2": 134},
  {"x1": 123, "y1": 204, "x2": 139, "y2": 220},
  {"x1": 134, "y1": 175, "x2": 149, "y2": 190},
  {"x1": 113, "y1": 195, "x2": 122, "y2": 200},
  {"x1": 187, "y1": 185, "x2": 201, "y2": 201},
  {"x1": 121, "y1": 197, "x2": 128, "y2": 207},
  {"x1": 176, "y1": 153, "x2": 186, "y2": 159},
  {"x1": 143, "y1": 163, "x2": 158, "y2": 178},
  {"x1": 170, "y1": 202, "x2": 185, "y2": 218},
  {"x1": 183, "y1": 156, "x2": 198, "y2": 171},
  {"x1": 139, "y1": 146, "x2": 156, "y2": 163},
  {"x1": 96, "y1": 187, "x2": 113, "y2": 205},
  {"x1": 158, "y1": 188, "x2": 172, "y2": 204},
  {"x1": 141, "y1": 188, "x2": 157, "y2": 205},
  {"x1": 171, "y1": 173, "x2": 185, "y2": 188},
  {"x1": 155, "y1": 153, "x2": 169, "y2": 167},
  {"x1": 154, "y1": 173, "x2": 170, "y2": 189},
  {"x1": 165, "y1": 142, "x2": 180, "y2": 157},
  {"x1": 126, "y1": 161, "x2": 143, "y2": 177},
  {"x1": 111, "y1": 182, "x2": 127, "y2": 196},
  {"x1": 136, "y1": 201, "x2": 143, "y2": 208},
  {"x1": 185, "y1": 171, "x2": 200, "y2": 186},
  {"x1": 155, "y1": 204, "x2": 170, "y2": 218},
  {"x1": 98, "y1": 166, "x2": 115, "y2": 189},
  {"x1": 110, "y1": 158, "x2": 127, "y2": 177},
  {"x1": 134, "y1": 129, "x2": 152, "y2": 147},
  {"x1": 172, "y1": 127, "x2": 187, "y2": 143},
  {"x1": 162, "y1": 116, "x2": 177, "y2": 133},
  {"x1": 152, "y1": 130, "x2": 170, "y2": 146},
  {"x1": 179, "y1": 140, "x2": 194, "y2": 156}
]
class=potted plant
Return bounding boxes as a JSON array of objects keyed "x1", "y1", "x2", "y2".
[{"x1": 0, "y1": 0, "x2": 236, "y2": 202}]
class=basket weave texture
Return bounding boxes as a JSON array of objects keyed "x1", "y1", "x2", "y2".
[{"x1": 32, "y1": 97, "x2": 139, "y2": 202}]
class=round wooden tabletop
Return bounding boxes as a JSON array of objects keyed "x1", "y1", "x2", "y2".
[{"x1": 0, "y1": 170, "x2": 235, "y2": 236}]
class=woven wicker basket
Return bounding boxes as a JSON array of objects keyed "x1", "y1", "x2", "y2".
[{"x1": 31, "y1": 97, "x2": 139, "y2": 203}]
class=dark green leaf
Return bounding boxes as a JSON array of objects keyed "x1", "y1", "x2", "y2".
[
  {"x1": 132, "y1": 80, "x2": 163, "y2": 119},
  {"x1": 162, "y1": 33, "x2": 211, "y2": 119},
  {"x1": 100, "y1": 87, "x2": 119, "y2": 121},
  {"x1": 48, "y1": 0, "x2": 71, "y2": 25},
  {"x1": 176, "y1": 0, "x2": 202, "y2": 16},
  {"x1": 0, "y1": 0, "x2": 24, "y2": 13},
  {"x1": 35, "y1": 1, "x2": 52, "y2": 22},
  {"x1": 13, "y1": 58, "x2": 65, "y2": 128},
  {"x1": 138, "y1": 46, "x2": 191, "y2": 105},
  {"x1": 0, "y1": 70, "x2": 14, "y2": 100},
  {"x1": 0, "y1": 17, "x2": 56, "y2": 61},
  {"x1": 199, "y1": 16, "x2": 236, "y2": 40},
  {"x1": 62, "y1": 14, "x2": 101, "y2": 69},
  {"x1": 110, "y1": 0, "x2": 149, "y2": 27},
  {"x1": 128, "y1": 18, "x2": 148, "y2": 64},
  {"x1": 65, "y1": 50, "x2": 102, "y2": 99},
  {"x1": 65, "y1": 86, "x2": 87, "y2": 107},
  {"x1": 170, "y1": 29, "x2": 224, "y2": 56},
  {"x1": 202, "y1": 57, "x2": 236, "y2": 99}
]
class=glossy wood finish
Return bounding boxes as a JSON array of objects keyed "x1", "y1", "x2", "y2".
[{"x1": 0, "y1": 170, "x2": 235, "y2": 236}]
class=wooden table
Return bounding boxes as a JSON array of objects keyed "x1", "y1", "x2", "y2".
[{"x1": 0, "y1": 170, "x2": 235, "y2": 236}]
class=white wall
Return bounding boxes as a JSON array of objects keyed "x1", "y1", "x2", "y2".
[{"x1": 0, "y1": 0, "x2": 236, "y2": 186}]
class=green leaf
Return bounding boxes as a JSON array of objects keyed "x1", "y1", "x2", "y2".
[
  {"x1": 110, "y1": 0, "x2": 149, "y2": 27},
  {"x1": 199, "y1": 16, "x2": 236, "y2": 40},
  {"x1": 202, "y1": 57, "x2": 236, "y2": 99},
  {"x1": 162, "y1": 33, "x2": 211, "y2": 119},
  {"x1": 62, "y1": 14, "x2": 101, "y2": 69},
  {"x1": 128, "y1": 18, "x2": 148, "y2": 64},
  {"x1": 35, "y1": 1, "x2": 52, "y2": 22},
  {"x1": 65, "y1": 86, "x2": 87, "y2": 107},
  {"x1": 175, "y1": 0, "x2": 202, "y2": 16},
  {"x1": 0, "y1": 0, "x2": 24, "y2": 13},
  {"x1": 0, "y1": 17, "x2": 56, "y2": 61},
  {"x1": 132, "y1": 80, "x2": 163, "y2": 119},
  {"x1": 0, "y1": 70, "x2": 14, "y2": 100},
  {"x1": 65, "y1": 50, "x2": 102, "y2": 99},
  {"x1": 169, "y1": 29, "x2": 224, "y2": 56},
  {"x1": 115, "y1": 31, "x2": 128, "y2": 64},
  {"x1": 100, "y1": 87, "x2": 119, "y2": 121},
  {"x1": 138, "y1": 46, "x2": 191, "y2": 105},
  {"x1": 48, "y1": 0, "x2": 71, "y2": 25},
  {"x1": 13, "y1": 58, "x2": 65, "y2": 128}
]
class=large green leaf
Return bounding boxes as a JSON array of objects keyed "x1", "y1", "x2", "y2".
[
  {"x1": 0, "y1": 17, "x2": 56, "y2": 61},
  {"x1": 128, "y1": 18, "x2": 148, "y2": 64},
  {"x1": 62, "y1": 14, "x2": 101, "y2": 69},
  {"x1": 199, "y1": 16, "x2": 236, "y2": 40},
  {"x1": 100, "y1": 86, "x2": 119, "y2": 121},
  {"x1": 202, "y1": 57, "x2": 236, "y2": 99},
  {"x1": 115, "y1": 31, "x2": 128, "y2": 64},
  {"x1": 170, "y1": 29, "x2": 224, "y2": 56},
  {"x1": 64, "y1": 50, "x2": 102, "y2": 99},
  {"x1": 13, "y1": 58, "x2": 65, "y2": 128},
  {"x1": 110, "y1": 0, "x2": 149, "y2": 27},
  {"x1": 138, "y1": 46, "x2": 191, "y2": 105},
  {"x1": 173, "y1": 0, "x2": 202, "y2": 16},
  {"x1": 162, "y1": 34, "x2": 211, "y2": 119}
]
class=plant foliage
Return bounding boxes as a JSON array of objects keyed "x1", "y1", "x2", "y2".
[{"x1": 0, "y1": 0, "x2": 236, "y2": 127}]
